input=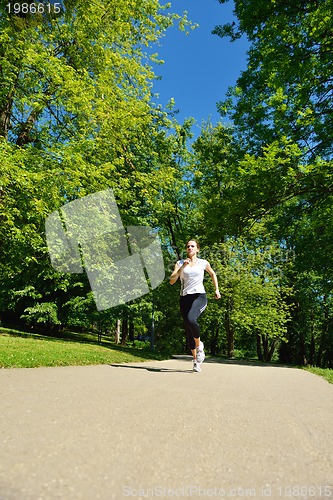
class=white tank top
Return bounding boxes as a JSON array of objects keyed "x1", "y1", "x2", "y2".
[{"x1": 177, "y1": 258, "x2": 207, "y2": 296}]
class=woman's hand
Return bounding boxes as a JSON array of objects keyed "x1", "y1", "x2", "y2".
[{"x1": 215, "y1": 290, "x2": 221, "y2": 300}]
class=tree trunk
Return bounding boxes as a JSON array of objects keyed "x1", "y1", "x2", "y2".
[
  {"x1": 97, "y1": 320, "x2": 102, "y2": 343},
  {"x1": 114, "y1": 319, "x2": 121, "y2": 344},
  {"x1": 210, "y1": 325, "x2": 219, "y2": 356},
  {"x1": 16, "y1": 109, "x2": 40, "y2": 146},
  {"x1": 256, "y1": 333, "x2": 263, "y2": 361},
  {"x1": 0, "y1": 92, "x2": 13, "y2": 139},
  {"x1": 224, "y1": 299, "x2": 234, "y2": 358},
  {"x1": 262, "y1": 334, "x2": 269, "y2": 360},
  {"x1": 309, "y1": 332, "x2": 315, "y2": 365},
  {"x1": 227, "y1": 327, "x2": 235, "y2": 358},
  {"x1": 316, "y1": 294, "x2": 329, "y2": 367},
  {"x1": 121, "y1": 318, "x2": 128, "y2": 346},
  {"x1": 266, "y1": 338, "x2": 278, "y2": 362},
  {"x1": 129, "y1": 320, "x2": 134, "y2": 344},
  {"x1": 257, "y1": 334, "x2": 278, "y2": 362},
  {"x1": 166, "y1": 218, "x2": 181, "y2": 259}
]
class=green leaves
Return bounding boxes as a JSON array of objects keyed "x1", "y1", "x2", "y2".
[
  {"x1": 215, "y1": 0, "x2": 333, "y2": 159},
  {"x1": 196, "y1": 240, "x2": 293, "y2": 360},
  {"x1": 21, "y1": 302, "x2": 61, "y2": 326},
  {"x1": 199, "y1": 0, "x2": 333, "y2": 365},
  {"x1": 0, "y1": 0, "x2": 196, "y2": 338},
  {"x1": 0, "y1": 0, "x2": 194, "y2": 149}
]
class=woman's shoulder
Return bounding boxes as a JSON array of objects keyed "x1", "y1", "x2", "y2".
[{"x1": 198, "y1": 258, "x2": 208, "y2": 267}]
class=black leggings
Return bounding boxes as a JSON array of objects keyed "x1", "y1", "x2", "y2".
[{"x1": 179, "y1": 293, "x2": 207, "y2": 351}]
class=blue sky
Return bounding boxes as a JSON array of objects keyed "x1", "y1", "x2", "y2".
[{"x1": 151, "y1": 0, "x2": 249, "y2": 136}]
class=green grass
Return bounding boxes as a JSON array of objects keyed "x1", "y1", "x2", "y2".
[
  {"x1": 2, "y1": 328, "x2": 333, "y2": 382},
  {"x1": 305, "y1": 366, "x2": 333, "y2": 384},
  {"x1": 0, "y1": 329, "x2": 168, "y2": 369}
]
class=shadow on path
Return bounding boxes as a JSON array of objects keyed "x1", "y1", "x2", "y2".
[
  {"x1": 109, "y1": 356, "x2": 297, "y2": 374},
  {"x1": 171, "y1": 355, "x2": 296, "y2": 369},
  {"x1": 109, "y1": 364, "x2": 193, "y2": 374}
]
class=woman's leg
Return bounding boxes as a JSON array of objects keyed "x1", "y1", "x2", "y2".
[
  {"x1": 187, "y1": 294, "x2": 207, "y2": 359},
  {"x1": 180, "y1": 294, "x2": 207, "y2": 359},
  {"x1": 179, "y1": 295, "x2": 196, "y2": 354}
]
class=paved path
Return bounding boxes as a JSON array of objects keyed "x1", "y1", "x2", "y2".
[{"x1": 0, "y1": 358, "x2": 332, "y2": 500}]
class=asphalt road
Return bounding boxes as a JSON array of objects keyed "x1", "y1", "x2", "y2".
[{"x1": 0, "y1": 358, "x2": 332, "y2": 500}]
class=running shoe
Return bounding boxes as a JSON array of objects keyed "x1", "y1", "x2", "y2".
[
  {"x1": 193, "y1": 360, "x2": 201, "y2": 372},
  {"x1": 196, "y1": 341, "x2": 205, "y2": 363}
]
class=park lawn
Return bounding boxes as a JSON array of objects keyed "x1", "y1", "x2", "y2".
[
  {"x1": 305, "y1": 366, "x2": 333, "y2": 384},
  {"x1": 0, "y1": 332, "x2": 166, "y2": 369},
  {"x1": 1, "y1": 330, "x2": 332, "y2": 383}
]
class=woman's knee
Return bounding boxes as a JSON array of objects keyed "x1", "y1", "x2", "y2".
[
  {"x1": 187, "y1": 312, "x2": 198, "y2": 328},
  {"x1": 187, "y1": 316, "x2": 200, "y2": 339}
]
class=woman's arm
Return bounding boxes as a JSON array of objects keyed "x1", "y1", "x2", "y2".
[
  {"x1": 205, "y1": 262, "x2": 221, "y2": 299},
  {"x1": 170, "y1": 260, "x2": 190, "y2": 285}
]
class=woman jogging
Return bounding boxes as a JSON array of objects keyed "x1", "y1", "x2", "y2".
[{"x1": 170, "y1": 240, "x2": 221, "y2": 372}]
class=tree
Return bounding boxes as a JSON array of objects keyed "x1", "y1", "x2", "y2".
[
  {"x1": 214, "y1": 0, "x2": 333, "y2": 160},
  {"x1": 1, "y1": 0, "x2": 193, "y2": 148},
  {"x1": 192, "y1": 240, "x2": 293, "y2": 361},
  {"x1": 209, "y1": 1, "x2": 333, "y2": 366},
  {"x1": 191, "y1": 122, "x2": 242, "y2": 238},
  {"x1": 0, "y1": 0, "x2": 195, "y2": 333}
]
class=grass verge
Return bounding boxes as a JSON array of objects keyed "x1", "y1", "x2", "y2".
[
  {"x1": 0, "y1": 329, "x2": 169, "y2": 369},
  {"x1": 305, "y1": 366, "x2": 333, "y2": 384}
]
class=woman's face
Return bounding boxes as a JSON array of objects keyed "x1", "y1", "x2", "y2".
[{"x1": 186, "y1": 240, "x2": 198, "y2": 257}]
